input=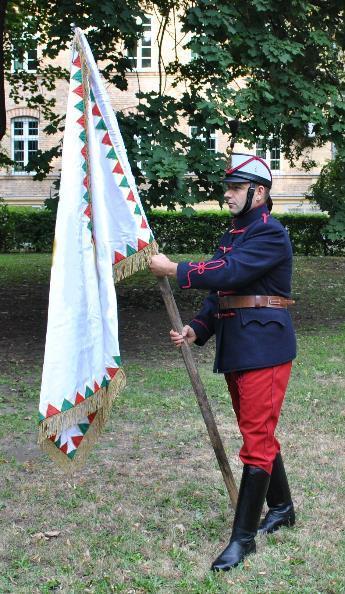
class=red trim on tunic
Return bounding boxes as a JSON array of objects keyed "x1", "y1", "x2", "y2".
[
  {"x1": 262, "y1": 212, "x2": 269, "y2": 224},
  {"x1": 230, "y1": 228, "x2": 246, "y2": 234},
  {"x1": 182, "y1": 260, "x2": 226, "y2": 289},
  {"x1": 191, "y1": 318, "x2": 209, "y2": 332},
  {"x1": 219, "y1": 246, "x2": 233, "y2": 253}
]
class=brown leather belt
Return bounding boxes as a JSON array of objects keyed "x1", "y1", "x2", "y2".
[{"x1": 218, "y1": 294, "x2": 295, "y2": 310}]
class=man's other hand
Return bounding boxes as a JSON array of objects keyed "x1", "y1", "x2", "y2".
[
  {"x1": 170, "y1": 325, "x2": 197, "y2": 348},
  {"x1": 149, "y1": 254, "x2": 178, "y2": 277}
]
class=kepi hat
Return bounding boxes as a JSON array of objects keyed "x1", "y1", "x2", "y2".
[{"x1": 224, "y1": 153, "x2": 272, "y2": 189}]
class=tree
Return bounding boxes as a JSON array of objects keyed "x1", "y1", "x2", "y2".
[
  {"x1": 309, "y1": 153, "x2": 345, "y2": 239},
  {"x1": 1, "y1": 0, "x2": 345, "y2": 211}
]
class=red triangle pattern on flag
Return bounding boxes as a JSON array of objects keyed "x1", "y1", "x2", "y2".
[
  {"x1": 113, "y1": 161, "x2": 124, "y2": 174},
  {"x1": 106, "y1": 367, "x2": 119, "y2": 379},
  {"x1": 72, "y1": 435, "x2": 84, "y2": 448},
  {"x1": 84, "y1": 204, "x2": 91, "y2": 219},
  {"x1": 88, "y1": 412, "x2": 97, "y2": 423},
  {"x1": 73, "y1": 55, "x2": 81, "y2": 68},
  {"x1": 102, "y1": 132, "x2": 112, "y2": 145},
  {"x1": 60, "y1": 442, "x2": 68, "y2": 454},
  {"x1": 49, "y1": 434, "x2": 57, "y2": 442},
  {"x1": 92, "y1": 103, "x2": 101, "y2": 116},
  {"x1": 141, "y1": 217, "x2": 148, "y2": 229},
  {"x1": 138, "y1": 238, "x2": 149, "y2": 251},
  {"x1": 75, "y1": 392, "x2": 85, "y2": 404},
  {"x1": 83, "y1": 176, "x2": 88, "y2": 189},
  {"x1": 46, "y1": 403, "x2": 60, "y2": 417},
  {"x1": 127, "y1": 190, "x2": 136, "y2": 202},
  {"x1": 114, "y1": 251, "x2": 125, "y2": 264},
  {"x1": 81, "y1": 146, "x2": 87, "y2": 158},
  {"x1": 73, "y1": 84, "x2": 84, "y2": 98},
  {"x1": 77, "y1": 114, "x2": 85, "y2": 128},
  {"x1": 94, "y1": 381, "x2": 100, "y2": 393}
]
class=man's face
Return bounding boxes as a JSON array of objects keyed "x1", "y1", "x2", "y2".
[{"x1": 223, "y1": 182, "x2": 250, "y2": 215}]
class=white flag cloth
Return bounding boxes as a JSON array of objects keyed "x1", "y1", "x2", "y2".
[{"x1": 38, "y1": 29, "x2": 158, "y2": 468}]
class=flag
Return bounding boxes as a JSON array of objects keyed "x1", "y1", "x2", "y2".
[{"x1": 38, "y1": 28, "x2": 158, "y2": 469}]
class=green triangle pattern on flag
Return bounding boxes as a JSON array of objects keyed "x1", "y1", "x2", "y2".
[
  {"x1": 83, "y1": 191, "x2": 89, "y2": 202},
  {"x1": 96, "y1": 119, "x2": 107, "y2": 130},
  {"x1": 119, "y1": 177, "x2": 130, "y2": 188},
  {"x1": 82, "y1": 162, "x2": 87, "y2": 172},
  {"x1": 67, "y1": 449, "x2": 77, "y2": 460},
  {"x1": 75, "y1": 100, "x2": 85, "y2": 112},
  {"x1": 106, "y1": 148, "x2": 117, "y2": 160},
  {"x1": 113, "y1": 356, "x2": 122, "y2": 366},
  {"x1": 85, "y1": 386, "x2": 94, "y2": 398},
  {"x1": 61, "y1": 399, "x2": 74, "y2": 412},
  {"x1": 126, "y1": 244, "x2": 137, "y2": 257},
  {"x1": 79, "y1": 130, "x2": 86, "y2": 142},
  {"x1": 90, "y1": 88, "x2": 95, "y2": 102},
  {"x1": 149, "y1": 234, "x2": 154, "y2": 243},
  {"x1": 38, "y1": 412, "x2": 45, "y2": 422},
  {"x1": 78, "y1": 423, "x2": 89, "y2": 435},
  {"x1": 72, "y1": 70, "x2": 83, "y2": 83},
  {"x1": 134, "y1": 205, "x2": 141, "y2": 215},
  {"x1": 55, "y1": 436, "x2": 61, "y2": 449},
  {"x1": 101, "y1": 375, "x2": 110, "y2": 389},
  {"x1": 87, "y1": 221, "x2": 93, "y2": 231}
]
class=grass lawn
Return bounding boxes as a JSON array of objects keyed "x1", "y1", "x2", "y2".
[{"x1": 0, "y1": 254, "x2": 344, "y2": 593}]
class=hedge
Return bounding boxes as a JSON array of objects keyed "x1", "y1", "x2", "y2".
[{"x1": 1, "y1": 204, "x2": 345, "y2": 256}]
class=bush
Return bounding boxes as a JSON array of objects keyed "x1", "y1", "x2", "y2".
[
  {"x1": 149, "y1": 210, "x2": 345, "y2": 256},
  {"x1": 0, "y1": 199, "x2": 15, "y2": 251},
  {"x1": 1, "y1": 206, "x2": 345, "y2": 256},
  {"x1": 308, "y1": 155, "x2": 345, "y2": 240},
  {"x1": 3, "y1": 207, "x2": 55, "y2": 252}
]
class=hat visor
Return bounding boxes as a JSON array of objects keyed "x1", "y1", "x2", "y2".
[{"x1": 223, "y1": 175, "x2": 250, "y2": 184}]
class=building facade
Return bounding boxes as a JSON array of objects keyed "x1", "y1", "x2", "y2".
[{"x1": 0, "y1": 15, "x2": 331, "y2": 212}]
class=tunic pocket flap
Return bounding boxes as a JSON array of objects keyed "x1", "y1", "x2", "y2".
[{"x1": 240, "y1": 308, "x2": 287, "y2": 327}]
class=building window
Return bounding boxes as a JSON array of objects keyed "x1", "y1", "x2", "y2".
[
  {"x1": 11, "y1": 117, "x2": 39, "y2": 174},
  {"x1": 13, "y1": 48, "x2": 38, "y2": 72},
  {"x1": 190, "y1": 126, "x2": 217, "y2": 152},
  {"x1": 128, "y1": 15, "x2": 152, "y2": 70},
  {"x1": 256, "y1": 137, "x2": 281, "y2": 170}
]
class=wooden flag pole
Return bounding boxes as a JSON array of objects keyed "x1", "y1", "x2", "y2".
[{"x1": 157, "y1": 276, "x2": 238, "y2": 509}]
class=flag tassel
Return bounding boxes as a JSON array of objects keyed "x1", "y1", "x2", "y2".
[
  {"x1": 114, "y1": 240, "x2": 159, "y2": 282},
  {"x1": 38, "y1": 369, "x2": 126, "y2": 445}
]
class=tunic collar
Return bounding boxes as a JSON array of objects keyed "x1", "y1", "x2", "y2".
[{"x1": 231, "y1": 204, "x2": 269, "y2": 231}]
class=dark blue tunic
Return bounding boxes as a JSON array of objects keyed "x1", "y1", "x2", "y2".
[{"x1": 176, "y1": 204, "x2": 297, "y2": 373}]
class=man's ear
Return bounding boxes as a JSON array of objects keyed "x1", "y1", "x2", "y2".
[{"x1": 255, "y1": 185, "x2": 265, "y2": 201}]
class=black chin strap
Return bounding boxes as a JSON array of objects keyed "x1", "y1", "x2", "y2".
[{"x1": 238, "y1": 183, "x2": 256, "y2": 217}]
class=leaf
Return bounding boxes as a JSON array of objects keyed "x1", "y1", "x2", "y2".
[{"x1": 44, "y1": 530, "x2": 61, "y2": 538}]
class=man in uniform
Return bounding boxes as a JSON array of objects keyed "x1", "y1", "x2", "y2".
[{"x1": 149, "y1": 153, "x2": 297, "y2": 571}]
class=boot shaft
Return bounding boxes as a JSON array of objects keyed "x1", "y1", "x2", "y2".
[
  {"x1": 266, "y1": 452, "x2": 292, "y2": 507},
  {"x1": 231, "y1": 465, "x2": 270, "y2": 541}
]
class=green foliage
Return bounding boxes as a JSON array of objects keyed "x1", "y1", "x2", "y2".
[
  {"x1": 149, "y1": 210, "x2": 345, "y2": 256},
  {"x1": 2, "y1": 207, "x2": 344, "y2": 255},
  {"x1": 2, "y1": 0, "x2": 345, "y2": 211},
  {"x1": 0, "y1": 198, "x2": 14, "y2": 250},
  {"x1": 309, "y1": 154, "x2": 345, "y2": 239},
  {"x1": 1, "y1": 207, "x2": 55, "y2": 252}
]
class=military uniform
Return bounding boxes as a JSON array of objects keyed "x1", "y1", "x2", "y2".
[{"x1": 175, "y1": 154, "x2": 297, "y2": 571}]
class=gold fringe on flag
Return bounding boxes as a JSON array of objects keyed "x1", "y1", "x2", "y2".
[
  {"x1": 114, "y1": 240, "x2": 159, "y2": 283},
  {"x1": 38, "y1": 368, "x2": 126, "y2": 454}
]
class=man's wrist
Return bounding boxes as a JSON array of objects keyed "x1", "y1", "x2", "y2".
[{"x1": 168, "y1": 262, "x2": 178, "y2": 277}]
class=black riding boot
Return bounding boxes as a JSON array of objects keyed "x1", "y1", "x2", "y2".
[
  {"x1": 258, "y1": 452, "x2": 295, "y2": 535},
  {"x1": 211, "y1": 465, "x2": 270, "y2": 571}
]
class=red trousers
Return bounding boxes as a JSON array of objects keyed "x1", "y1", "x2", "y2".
[{"x1": 225, "y1": 362, "x2": 292, "y2": 474}]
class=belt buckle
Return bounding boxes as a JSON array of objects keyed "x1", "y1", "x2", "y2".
[{"x1": 268, "y1": 297, "x2": 282, "y2": 306}]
